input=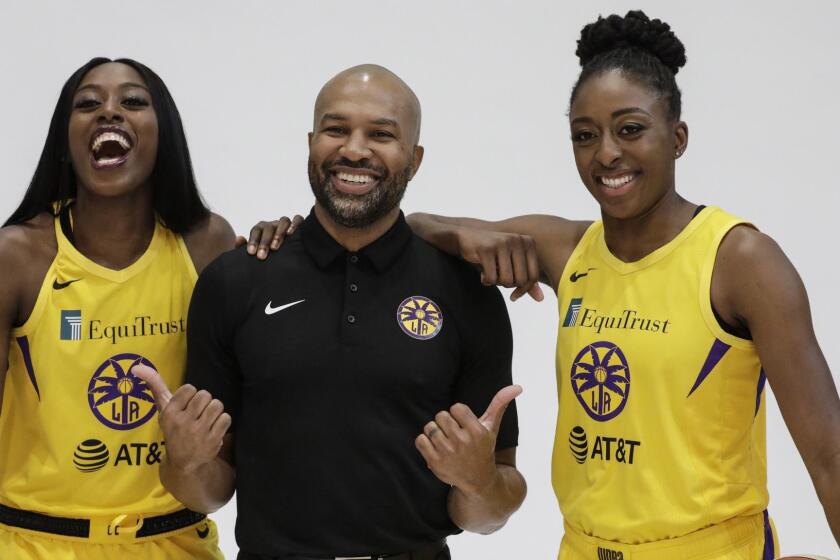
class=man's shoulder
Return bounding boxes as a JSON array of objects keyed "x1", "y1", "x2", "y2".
[
  {"x1": 202, "y1": 231, "x2": 308, "y2": 285},
  {"x1": 408, "y1": 233, "x2": 503, "y2": 299}
]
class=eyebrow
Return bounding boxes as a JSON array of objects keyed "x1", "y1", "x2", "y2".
[
  {"x1": 321, "y1": 113, "x2": 399, "y2": 128},
  {"x1": 370, "y1": 117, "x2": 399, "y2": 128},
  {"x1": 75, "y1": 82, "x2": 150, "y2": 94},
  {"x1": 571, "y1": 107, "x2": 652, "y2": 125}
]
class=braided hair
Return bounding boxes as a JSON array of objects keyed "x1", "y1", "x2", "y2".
[{"x1": 570, "y1": 10, "x2": 687, "y2": 121}]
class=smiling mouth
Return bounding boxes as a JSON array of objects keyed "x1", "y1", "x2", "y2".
[
  {"x1": 596, "y1": 172, "x2": 639, "y2": 190},
  {"x1": 330, "y1": 168, "x2": 381, "y2": 195},
  {"x1": 89, "y1": 128, "x2": 133, "y2": 170},
  {"x1": 335, "y1": 171, "x2": 375, "y2": 184}
]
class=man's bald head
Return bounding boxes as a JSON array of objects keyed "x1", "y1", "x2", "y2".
[{"x1": 314, "y1": 64, "x2": 422, "y2": 145}]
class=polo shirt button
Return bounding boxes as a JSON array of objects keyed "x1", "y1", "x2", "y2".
[
  {"x1": 349, "y1": 283, "x2": 358, "y2": 293},
  {"x1": 349, "y1": 255, "x2": 359, "y2": 264},
  {"x1": 347, "y1": 314, "x2": 356, "y2": 324}
]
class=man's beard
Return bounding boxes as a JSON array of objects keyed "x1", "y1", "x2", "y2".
[{"x1": 308, "y1": 157, "x2": 412, "y2": 228}]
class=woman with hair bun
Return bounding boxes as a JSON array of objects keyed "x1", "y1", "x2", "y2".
[{"x1": 407, "y1": 10, "x2": 840, "y2": 559}]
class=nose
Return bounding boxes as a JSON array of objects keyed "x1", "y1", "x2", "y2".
[
  {"x1": 595, "y1": 133, "x2": 621, "y2": 167},
  {"x1": 338, "y1": 130, "x2": 372, "y2": 161},
  {"x1": 97, "y1": 97, "x2": 125, "y2": 124}
]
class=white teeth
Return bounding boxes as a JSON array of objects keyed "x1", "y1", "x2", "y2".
[
  {"x1": 600, "y1": 174, "x2": 635, "y2": 189},
  {"x1": 96, "y1": 157, "x2": 123, "y2": 166},
  {"x1": 91, "y1": 131, "x2": 131, "y2": 153},
  {"x1": 337, "y1": 172, "x2": 374, "y2": 184}
]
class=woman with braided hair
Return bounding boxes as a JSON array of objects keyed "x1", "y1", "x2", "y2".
[{"x1": 405, "y1": 10, "x2": 840, "y2": 559}]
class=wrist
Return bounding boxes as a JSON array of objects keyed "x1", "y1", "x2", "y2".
[
  {"x1": 162, "y1": 455, "x2": 205, "y2": 478},
  {"x1": 456, "y1": 464, "x2": 502, "y2": 500}
]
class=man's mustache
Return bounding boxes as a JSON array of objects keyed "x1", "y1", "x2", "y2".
[{"x1": 322, "y1": 158, "x2": 388, "y2": 177}]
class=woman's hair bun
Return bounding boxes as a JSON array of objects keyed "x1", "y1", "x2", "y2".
[{"x1": 576, "y1": 10, "x2": 686, "y2": 74}]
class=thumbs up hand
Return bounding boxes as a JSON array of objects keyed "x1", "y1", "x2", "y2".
[
  {"x1": 415, "y1": 385, "x2": 522, "y2": 496},
  {"x1": 132, "y1": 364, "x2": 231, "y2": 475}
]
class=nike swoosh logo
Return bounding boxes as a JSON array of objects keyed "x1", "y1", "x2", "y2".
[
  {"x1": 265, "y1": 299, "x2": 305, "y2": 315},
  {"x1": 53, "y1": 278, "x2": 81, "y2": 290},
  {"x1": 196, "y1": 525, "x2": 210, "y2": 539},
  {"x1": 569, "y1": 268, "x2": 597, "y2": 283}
]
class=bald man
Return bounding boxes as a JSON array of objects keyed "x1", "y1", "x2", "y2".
[{"x1": 137, "y1": 65, "x2": 526, "y2": 560}]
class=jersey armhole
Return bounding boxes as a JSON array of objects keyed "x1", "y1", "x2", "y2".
[
  {"x1": 555, "y1": 221, "x2": 601, "y2": 295},
  {"x1": 176, "y1": 235, "x2": 199, "y2": 285},
  {"x1": 11, "y1": 217, "x2": 62, "y2": 337},
  {"x1": 698, "y1": 220, "x2": 757, "y2": 350}
]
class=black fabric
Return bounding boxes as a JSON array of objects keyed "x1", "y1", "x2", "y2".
[
  {"x1": 237, "y1": 540, "x2": 449, "y2": 560},
  {"x1": 186, "y1": 209, "x2": 517, "y2": 557},
  {"x1": 0, "y1": 503, "x2": 205, "y2": 539}
]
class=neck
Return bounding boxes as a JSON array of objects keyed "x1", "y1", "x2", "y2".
[
  {"x1": 71, "y1": 186, "x2": 156, "y2": 270},
  {"x1": 601, "y1": 189, "x2": 696, "y2": 263},
  {"x1": 314, "y1": 204, "x2": 400, "y2": 252}
]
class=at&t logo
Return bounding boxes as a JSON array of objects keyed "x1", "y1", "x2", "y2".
[{"x1": 567, "y1": 426, "x2": 641, "y2": 465}]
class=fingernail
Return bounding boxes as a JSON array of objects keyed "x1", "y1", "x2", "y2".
[
  {"x1": 248, "y1": 244, "x2": 256, "y2": 254},
  {"x1": 258, "y1": 248, "x2": 267, "y2": 258}
]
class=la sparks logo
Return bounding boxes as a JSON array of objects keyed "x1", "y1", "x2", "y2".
[
  {"x1": 397, "y1": 296, "x2": 443, "y2": 340},
  {"x1": 571, "y1": 341, "x2": 630, "y2": 422},
  {"x1": 88, "y1": 353, "x2": 158, "y2": 430}
]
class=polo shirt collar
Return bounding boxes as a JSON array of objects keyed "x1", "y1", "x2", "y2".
[{"x1": 301, "y1": 207, "x2": 412, "y2": 272}]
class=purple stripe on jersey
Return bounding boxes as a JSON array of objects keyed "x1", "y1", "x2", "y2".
[
  {"x1": 755, "y1": 367, "x2": 767, "y2": 416},
  {"x1": 15, "y1": 336, "x2": 40, "y2": 400},
  {"x1": 687, "y1": 339, "x2": 731, "y2": 397},
  {"x1": 762, "y1": 510, "x2": 775, "y2": 559}
]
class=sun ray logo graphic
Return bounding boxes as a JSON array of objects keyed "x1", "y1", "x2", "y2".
[
  {"x1": 570, "y1": 341, "x2": 630, "y2": 422},
  {"x1": 87, "y1": 353, "x2": 158, "y2": 430},
  {"x1": 397, "y1": 296, "x2": 443, "y2": 340}
]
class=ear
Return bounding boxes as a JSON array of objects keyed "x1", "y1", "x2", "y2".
[
  {"x1": 307, "y1": 131, "x2": 314, "y2": 146},
  {"x1": 674, "y1": 121, "x2": 688, "y2": 159},
  {"x1": 409, "y1": 145, "x2": 425, "y2": 179}
]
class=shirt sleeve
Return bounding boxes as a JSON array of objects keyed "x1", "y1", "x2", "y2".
[
  {"x1": 185, "y1": 254, "x2": 243, "y2": 430},
  {"x1": 452, "y1": 281, "x2": 518, "y2": 451}
]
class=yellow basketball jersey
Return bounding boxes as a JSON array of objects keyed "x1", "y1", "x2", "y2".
[
  {"x1": 0, "y1": 216, "x2": 196, "y2": 517},
  {"x1": 552, "y1": 206, "x2": 768, "y2": 544}
]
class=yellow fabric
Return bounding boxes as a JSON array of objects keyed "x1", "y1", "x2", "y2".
[
  {"x1": 0, "y1": 215, "x2": 197, "y2": 519},
  {"x1": 0, "y1": 519, "x2": 223, "y2": 559},
  {"x1": 552, "y1": 207, "x2": 768, "y2": 544},
  {"x1": 558, "y1": 512, "x2": 778, "y2": 560}
]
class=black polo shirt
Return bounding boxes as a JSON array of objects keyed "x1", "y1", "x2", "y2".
[{"x1": 185, "y1": 209, "x2": 517, "y2": 558}]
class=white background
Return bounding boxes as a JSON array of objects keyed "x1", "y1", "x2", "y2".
[{"x1": 1, "y1": 1, "x2": 838, "y2": 558}]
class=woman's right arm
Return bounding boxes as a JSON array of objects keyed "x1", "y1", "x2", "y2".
[{"x1": 406, "y1": 213, "x2": 591, "y2": 299}]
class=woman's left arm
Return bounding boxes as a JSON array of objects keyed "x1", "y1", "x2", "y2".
[{"x1": 714, "y1": 226, "x2": 840, "y2": 545}]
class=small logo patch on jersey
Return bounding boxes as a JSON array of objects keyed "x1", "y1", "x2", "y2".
[
  {"x1": 597, "y1": 547, "x2": 624, "y2": 560},
  {"x1": 569, "y1": 426, "x2": 588, "y2": 464},
  {"x1": 562, "y1": 298, "x2": 583, "y2": 327},
  {"x1": 73, "y1": 439, "x2": 110, "y2": 472},
  {"x1": 60, "y1": 310, "x2": 83, "y2": 341},
  {"x1": 196, "y1": 523, "x2": 210, "y2": 539},
  {"x1": 53, "y1": 278, "x2": 81, "y2": 290},
  {"x1": 569, "y1": 268, "x2": 596, "y2": 282},
  {"x1": 397, "y1": 296, "x2": 443, "y2": 340},
  {"x1": 571, "y1": 341, "x2": 630, "y2": 422},
  {"x1": 88, "y1": 354, "x2": 158, "y2": 430}
]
